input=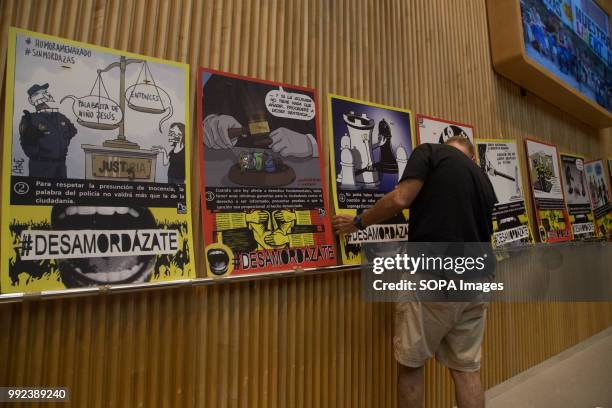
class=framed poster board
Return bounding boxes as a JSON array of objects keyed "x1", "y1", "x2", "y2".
[
  {"x1": 525, "y1": 139, "x2": 573, "y2": 242},
  {"x1": 475, "y1": 139, "x2": 534, "y2": 247},
  {"x1": 1, "y1": 28, "x2": 195, "y2": 294},
  {"x1": 415, "y1": 115, "x2": 474, "y2": 146},
  {"x1": 198, "y1": 68, "x2": 336, "y2": 277},
  {"x1": 486, "y1": 0, "x2": 612, "y2": 127},
  {"x1": 559, "y1": 153, "x2": 598, "y2": 239},
  {"x1": 328, "y1": 94, "x2": 414, "y2": 264},
  {"x1": 584, "y1": 159, "x2": 612, "y2": 238}
]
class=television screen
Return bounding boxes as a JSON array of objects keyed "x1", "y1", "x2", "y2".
[{"x1": 520, "y1": 0, "x2": 612, "y2": 112}]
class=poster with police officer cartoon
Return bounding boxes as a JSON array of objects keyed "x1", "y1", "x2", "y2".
[
  {"x1": 475, "y1": 139, "x2": 534, "y2": 247},
  {"x1": 416, "y1": 115, "x2": 474, "y2": 146},
  {"x1": 198, "y1": 68, "x2": 336, "y2": 277},
  {"x1": 1, "y1": 28, "x2": 195, "y2": 294},
  {"x1": 559, "y1": 153, "x2": 598, "y2": 240},
  {"x1": 328, "y1": 94, "x2": 414, "y2": 265}
]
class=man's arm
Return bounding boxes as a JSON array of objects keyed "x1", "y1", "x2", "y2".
[
  {"x1": 332, "y1": 178, "x2": 424, "y2": 234},
  {"x1": 19, "y1": 111, "x2": 43, "y2": 147},
  {"x1": 64, "y1": 115, "x2": 78, "y2": 139}
]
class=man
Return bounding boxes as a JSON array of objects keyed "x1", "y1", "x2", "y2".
[
  {"x1": 153, "y1": 122, "x2": 186, "y2": 184},
  {"x1": 333, "y1": 136, "x2": 497, "y2": 408},
  {"x1": 19, "y1": 83, "x2": 77, "y2": 178}
]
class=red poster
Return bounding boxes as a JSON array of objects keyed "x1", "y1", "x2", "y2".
[
  {"x1": 415, "y1": 114, "x2": 475, "y2": 145},
  {"x1": 198, "y1": 68, "x2": 336, "y2": 277},
  {"x1": 525, "y1": 139, "x2": 572, "y2": 243}
]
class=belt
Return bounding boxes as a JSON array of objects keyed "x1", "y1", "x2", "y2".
[{"x1": 31, "y1": 157, "x2": 65, "y2": 163}]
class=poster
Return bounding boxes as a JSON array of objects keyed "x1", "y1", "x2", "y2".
[
  {"x1": 525, "y1": 139, "x2": 572, "y2": 242},
  {"x1": 475, "y1": 139, "x2": 533, "y2": 247},
  {"x1": 1, "y1": 28, "x2": 195, "y2": 294},
  {"x1": 328, "y1": 94, "x2": 414, "y2": 264},
  {"x1": 559, "y1": 153, "x2": 597, "y2": 239},
  {"x1": 584, "y1": 160, "x2": 612, "y2": 239},
  {"x1": 198, "y1": 69, "x2": 336, "y2": 276},
  {"x1": 415, "y1": 114, "x2": 474, "y2": 145}
]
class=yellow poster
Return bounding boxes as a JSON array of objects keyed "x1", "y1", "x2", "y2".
[
  {"x1": 559, "y1": 153, "x2": 598, "y2": 240},
  {"x1": 1, "y1": 28, "x2": 195, "y2": 293},
  {"x1": 475, "y1": 138, "x2": 534, "y2": 247},
  {"x1": 584, "y1": 159, "x2": 612, "y2": 240},
  {"x1": 328, "y1": 94, "x2": 414, "y2": 265}
]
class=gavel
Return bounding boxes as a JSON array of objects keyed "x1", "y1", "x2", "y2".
[{"x1": 228, "y1": 119, "x2": 273, "y2": 148}]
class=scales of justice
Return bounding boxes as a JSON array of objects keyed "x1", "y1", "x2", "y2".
[{"x1": 71, "y1": 56, "x2": 171, "y2": 182}]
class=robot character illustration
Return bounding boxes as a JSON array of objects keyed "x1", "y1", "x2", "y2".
[{"x1": 336, "y1": 112, "x2": 408, "y2": 190}]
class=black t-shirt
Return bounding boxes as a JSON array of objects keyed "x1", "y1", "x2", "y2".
[
  {"x1": 167, "y1": 148, "x2": 185, "y2": 181},
  {"x1": 400, "y1": 143, "x2": 497, "y2": 242}
]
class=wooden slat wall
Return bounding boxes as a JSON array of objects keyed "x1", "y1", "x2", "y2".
[{"x1": 1, "y1": 1, "x2": 611, "y2": 407}]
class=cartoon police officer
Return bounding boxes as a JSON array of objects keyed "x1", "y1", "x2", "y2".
[{"x1": 19, "y1": 83, "x2": 77, "y2": 178}]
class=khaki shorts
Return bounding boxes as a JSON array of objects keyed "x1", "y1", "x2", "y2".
[{"x1": 394, "y1": 300, "x2": 488, "y2": 372}]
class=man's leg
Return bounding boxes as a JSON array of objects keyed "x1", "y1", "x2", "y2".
[
  {"x1": 397, "y1": 364, "x2": 424, "y2": 408},
  {"x1": 450, "y1": 369, "x2": 484, "y2": 408}
]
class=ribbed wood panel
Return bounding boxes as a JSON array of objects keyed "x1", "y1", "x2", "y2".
[{"x1": 0, "y1": 1, "x2": 611, "y2": 407}]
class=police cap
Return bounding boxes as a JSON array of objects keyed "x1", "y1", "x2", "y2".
[{"x1": 27, "y1": 83, "x2": 49, "y2": 97}]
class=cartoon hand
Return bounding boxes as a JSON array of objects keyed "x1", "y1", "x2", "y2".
[
  {"x1": 375, "y1": 133, "x2": 387, "y2": 147},
  {"x1": 250, "y1": 222, "x2": 273, "y2": 249},
  {"x1": 245, "y1": 210, "x2": 269, "y2": 225},
  {"x1": 269, "y1": 127, "x2": 318, "y2": 158},
  {"x1": 264, "y1": 231, "x2": 290, "y2": 247},
  {"x1": 273, "y1": 210, "x2": 297, "y2": 234},
  {"x1": 273, "y1": 210, "x2": 296, "y2": 224},
  {"x1": 203, "y1": 114, "x2": 242, "y2": 149}
]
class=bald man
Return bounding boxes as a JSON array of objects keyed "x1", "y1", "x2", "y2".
[{"x1": 333, "y1": 136, "x2": 497, "y2": 408}]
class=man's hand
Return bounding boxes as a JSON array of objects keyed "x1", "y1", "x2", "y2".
[
  {"x1": 332, "y1": 179, "x2": 423, "y2": 236},
  {"x1": 151, "y1": 145, "x2": 167, "y2": 154},
  {"x1": 332, "y1": 214, "x2": 358, "y2": 235},
  {"x1": 203, "y1": 114, "x2": 242, "y2": 149},
  {"x1": 269, "y1": 127, "x2": 315, "y2": 158},
  {"x1": 151, "y1": 145, "x2": 169, "y2": 165}
]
